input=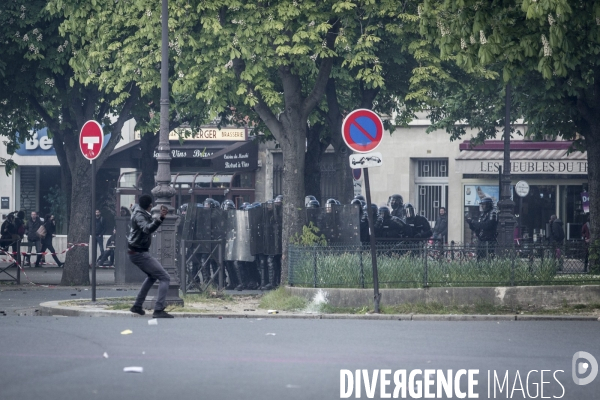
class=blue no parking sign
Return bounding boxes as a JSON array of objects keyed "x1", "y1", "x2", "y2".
[{"x1": 341, "y1": 109, "x2": 384, "y2": 153}]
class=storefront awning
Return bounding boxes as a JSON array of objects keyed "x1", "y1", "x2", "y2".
[
  {"x1": 206, "y1": 140, "x2": 258, "y2": 172},
  {"x1": 455, "y1": 141, "x2": 587, "y2": 174}
]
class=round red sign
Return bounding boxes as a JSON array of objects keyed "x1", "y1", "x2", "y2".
[
  {"x1": 79, "y1": 120, "x2": 104, "y2": 161},
  {"x1": 341, "y1": 109, "x2": 384, "y2": 153}
]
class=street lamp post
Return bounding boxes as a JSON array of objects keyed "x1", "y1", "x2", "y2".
[
  {"x1": 144, "y1": 0, "x2": 183, "y2": 308},
  {"x1": 496, "y1": 84, "x2": 517, "y2": 248}
]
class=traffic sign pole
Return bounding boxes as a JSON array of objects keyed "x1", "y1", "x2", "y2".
[
  {"x1": 363, "y1": 168, "x2": 381, "y2": 313},
  {"x1": 78, "y1": 120, "x2": 104, "y2": 303},
  {"x1": 91, "y1": 160, "x2": 96, "y2": 302}
]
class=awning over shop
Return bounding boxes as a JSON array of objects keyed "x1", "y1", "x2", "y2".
[
  {"x1": 206, "y1": 140, "x2": 258, "y2": 172},
  {"x1": 455, "y1": 140, "x2": 587, "y2": 174}
]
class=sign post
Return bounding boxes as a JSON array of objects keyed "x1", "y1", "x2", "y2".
[
  {"x1": 342, "y1": 109, "x2": 384, "y2": 313},
  {"x1": 79, "y1": 120, "x2": 104, "y2": 302}
]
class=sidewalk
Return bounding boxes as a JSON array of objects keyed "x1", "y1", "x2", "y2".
[{"x1": 2, "y1": 267, "x2": 600, "y2": 321}]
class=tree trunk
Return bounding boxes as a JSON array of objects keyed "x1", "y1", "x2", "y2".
[
  {"x1": 279, "y1": 123, "x2": 307, "y2": 284},
  {"x1": 304, "y1": 123, "x2": 327, "y2": 202},
  {"x1": 586, "y1": 132, "x2": 600, "y2": 260},
  {"x1": 61, "y1": 155, "x2": 93, "y2": 285},
  {"x1": 325, "y1": 78, "x2": 355, "y2": 204}
]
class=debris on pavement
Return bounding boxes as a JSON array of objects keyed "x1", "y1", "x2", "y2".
[
  {"x1": 148, "y1": 319, "x2": 158, "y2": 325},
  {"x1": 121, "y1": 329, "x2": 133, "y2": 335},
  {"x1": 123, "y1": 367, "x2": 143, "y2": 373},
  {"x1": 103, "y1": 352, "x2": 109, "y2": 359}
]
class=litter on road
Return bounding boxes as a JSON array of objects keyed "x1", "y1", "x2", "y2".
[
  {"x1": 123, "y1": 367, "x2": 143, "y2": 373},
  {"x1": 103, "y1": 352, "x2": 109, "y2": 359},
  {"x1": 121, "y1": 329, "x2": 133, "y2": 335},
  {"x1": 148, "y1": 319, "x2": 158, "y2": 325}
]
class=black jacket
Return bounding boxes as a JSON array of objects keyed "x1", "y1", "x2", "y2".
[
  {"x1": 550, "y1": 218, "x2": 565, "y2": 244},
  {"x1": 468, "y1": 209, "x2": 498, "y2": 242},
  {"x1": 42, "y1": 221, "x2": 56, "y2": 246},
  {"x1": 94, "y1": 216, "x2": 105, "y2": 236},
  {"x1": 433, "y1": 214, "x2": 448, "y2": 237},
  {"x1": 127, "y1": 205, "x2": 163, "y2": 251},
  {"x1": 406, "y1": 215, "x2": 432, "y2": 239},
  {"x1": 25, "y1": 217, "x2": 42, "y2": 242}
]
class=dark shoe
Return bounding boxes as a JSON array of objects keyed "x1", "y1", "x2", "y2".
[
  {"x1": 130, "y1": 306, "x2": 145, "y2": 316},
  {"x1": 261, "y1": 283, "x2": 273, "y2": 291},
  {"x1": 234, "y1": 283, "x2": 245, "y2": 291},
  {"x1": 152, "y1": 310, "x2": 174, "y2": 318}
]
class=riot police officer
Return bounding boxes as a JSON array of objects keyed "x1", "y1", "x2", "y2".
[
  {"x1": 305, "y1": 195, "x2": 317, "y2": 207},
  {"x1": 405, "y1": 203, "x2": 432, "y2": 239},
  {"x1": 467, "y1": 197, "x2": 498, "y2": 260},
  {"x1": 375, "y1": 206, "x2": 409, "y2": 239},
  {"x1": 388, "y1": 194, "x2": 405, "y2": 221},
  {"x1": 306, "y1": 199, "x2": 320, "y2": 208}
]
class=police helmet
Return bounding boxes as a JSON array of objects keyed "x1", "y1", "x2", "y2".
[
  {"x1": 378, "y1": 206, "x2": 391, "y2": 219},
  {"x1": 240, "y1": 202, "x2": 251, "y2": 210},
  {"x1": 275, "y1": 195, "x2": 283, "y2": 202},
  {"x1": 203, "y1": 198, "x2": 218, "y2": 209},
  {"x1": 266, "y1": 199, "x2": 274, "y2": 209},
  {"x1": 305, "y1": 195, "x2": 317, "y2": 207},
  {"x1": 221, "y1": 200, "x2": 236, "y2": 210},
  {"x1": 325, "y1": 198, "x2": 338, "y2": 211},
  {"x1": 363, "y1": 203, "x2": 378, "y2": 218},
  {"x1": 405, "y1": 203, "x2": 416, "y2": 219},
  {"x1": 354, "y1": 194, "x2": 366, "y2": 202},
  {"x1": 306, "y1": 199, "x2": 320, "y2": 208},
  {"x1": 479, "y1": 197, "x2": 494, "y2": 212}
]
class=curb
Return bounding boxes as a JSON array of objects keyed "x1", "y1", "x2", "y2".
[{"x1": 38, "y1": 301, "x2": 600, "y2": 322}]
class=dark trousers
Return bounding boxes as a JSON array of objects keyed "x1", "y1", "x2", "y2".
[
  {"x1": 37, "y1": 242, "x2": 62, "y2": 266},
  {"x1": 26, "y1": 240, "x2": 42, "y2": 266},
  {"x1": 129, "y1": 251, "x2": 170, "y2": 311},
  {"x1": 95, "y1": 235, "x2": 105, "y2": 259}
]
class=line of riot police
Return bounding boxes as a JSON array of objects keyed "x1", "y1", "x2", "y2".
[{"x1": 179, "y1": 193, "x2": 439, "y2": 291}]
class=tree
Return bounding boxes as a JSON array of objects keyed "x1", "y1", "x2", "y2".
[
  {"x1": 1, "y1": 0, "x2": 139, "y2": 285},
  {"x1": 418, "y1": 0, "x2": 600, "y2": 244}
]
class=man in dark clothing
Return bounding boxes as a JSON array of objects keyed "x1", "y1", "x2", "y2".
[
  {"x1": 467, "y1": 197, "x2": 498, "y2": 260},
  {"x1": 432, "y1": 207, "x2": 448, "y2": 247},
  {"x1": 405, "y1": 203, "x2": 432, "y2": 239},
  {"x1": 94, "y1": 209, "x2": 105, "y2": 262},
  {"x1": 96, "y1": 229, "x2": 115, "y2": 266},
  {"x1": 388, "y1": 194, "x2": 406, "y2": 221},
  {"x1": 24, "y1": 211, "x2": 42, "y2": 267},
  {"x1": 549, "y1": 215, "x2": 565, "y2": 268},
  {"x1": 374, "y1": 206, "x2": 410, "y2": 239},
  {"x1": 128, "y1": 194, "x2": 173, "y2": 318}
]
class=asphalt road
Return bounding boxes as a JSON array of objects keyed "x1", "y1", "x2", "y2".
[{"x1": 1, "y1": 316, "x2": 599, "y2": 400}]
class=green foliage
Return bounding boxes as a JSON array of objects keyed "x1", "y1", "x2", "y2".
[
  {"x1": 258, "y1": 287, "x2": 308, "y2": 311},
  {"x1": 289, "y1": 247, "x2": 596, "y2": 288},
  {"x1": 290, "y1": 222, "x2": 328, "y2": 246}
]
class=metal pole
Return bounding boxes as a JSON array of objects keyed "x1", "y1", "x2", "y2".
[
  {"x1": 363, "y1": 168, "x2": 381, "y2": 313},
  {"x1": 91, "y1": 160, "x2": 97, "y2": 302}
]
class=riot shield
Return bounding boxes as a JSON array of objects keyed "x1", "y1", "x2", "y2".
[
  {"x1": 224, "y1": 209, "x2": 255, "y2": 262},
  {"x1": 194, "y1": 208, "x2": 225, "y2": 252},
  {"x1": 248, "y1": 206, "x2": 264, "y2": 256},
  {"x1": 263, "y1": 203, "x2": 282, "y2": 255},
  {"x1": 306, "y1": 205, "x2": 360, "y2": 245},
  {"x1": 179, "y1": 203, "x2": 198, "y2": 242}
]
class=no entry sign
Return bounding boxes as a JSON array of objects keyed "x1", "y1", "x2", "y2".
[
  {"x1": 79, "y1": 120, "x2": 104, "y2": 161},
  {"x1": 342, "y1": 109, "x2": 384, "y2": 153}
]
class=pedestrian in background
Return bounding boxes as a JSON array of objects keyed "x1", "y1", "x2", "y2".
[
  {"x1": 24, "y1": 211, "x2": 42, "y2": 267},
  {"x1": 128, "y1": 194, "x2": 173, "y2": 318},
  {"x1": 582, "y1": 214, "x2": 591, "y2": 273},
  {"x1": 432, "y1": 207, "x2": 448, "y2": 247},
  {"x1": 37, "y1": 214, "x2": 64, "y2": 268},
  {"x1": 93, "y1": 209, "x2": 105, "y2": 262},
  {"x1": 549, "y1": 214, "x2": 565, "y2": 270}
]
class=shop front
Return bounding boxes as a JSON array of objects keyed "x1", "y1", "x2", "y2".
[
  {"x1": 456, "y1": 140, "x2": 588, "y2": 243},
  {"x1": 112, "y1": 126, "x2": 259, "y2": 212}
]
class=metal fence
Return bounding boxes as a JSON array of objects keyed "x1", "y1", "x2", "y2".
[
  {"x1": 288, "y1": 241, "x2": 599, "y2": 289},
  {"x1": 179, "y1": 239, "x2": 225, "y2": 294}
]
